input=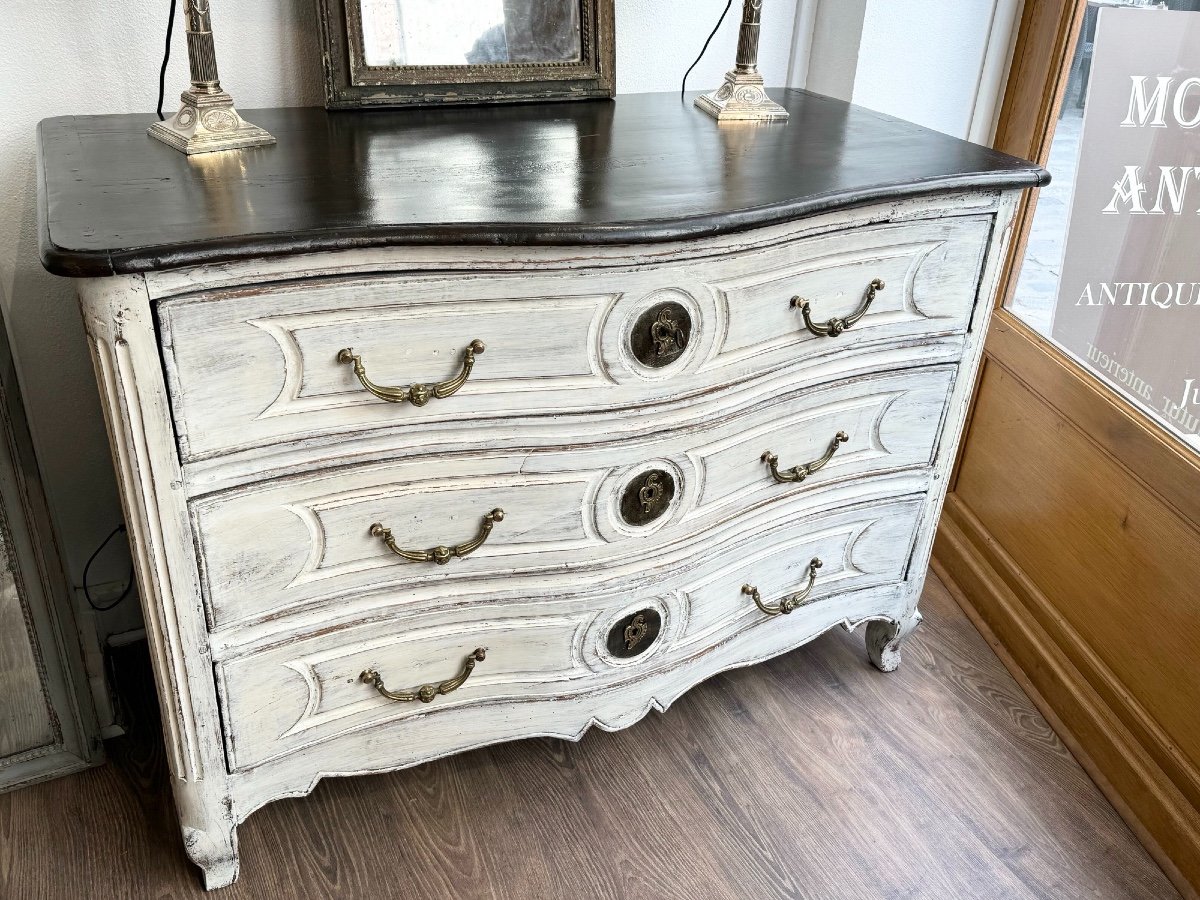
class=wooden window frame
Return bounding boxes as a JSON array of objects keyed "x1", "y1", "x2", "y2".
[{"x1": 936, "y1": 3, "x2": 1200, "y2": 896}]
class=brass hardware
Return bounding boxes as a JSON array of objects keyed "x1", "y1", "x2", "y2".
[
  {"x1": 639, "y1": 473, "x2": 663, "y2": 513},
  {"x1": 742, "y1": 559, "x2": 822, "y2": 616},
  {"x1": 624, "y1": 614, "x2": 649, "y2": 650},
  {"x1": 607, "y1": 609, "x2": 662, "y2": 658},
  {"x1": 791, "y1": 278, "x2": 885, "y2": 337},
  {"x1": 651, "y1": 309, "x2": 687, "y2": 358},
  {"x1": 337, "y1": 340, "x2": 485, "y2": 406},
  {"x1": 360, "y1": 648, "x2": 486, "y2": 703},
  {"x1": 762, "y1": 432, "x2": 849, "y2": 484},
  {"x1": 630, "y1": 302, "x2": 691, "y2": 368},
  {"x1": 619, "y1": 469, "x2": 676, "y2": 526},
  {"x1": 370, "y1": 508, "x2": 504, "y2": 565}
]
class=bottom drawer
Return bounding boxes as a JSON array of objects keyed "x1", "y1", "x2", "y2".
[{"x1": 217, "y1": 496, "x2": 925, "y2": 772}]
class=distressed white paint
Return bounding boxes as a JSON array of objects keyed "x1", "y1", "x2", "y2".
[
  {"x1": 159, "y1": 210, "x2": 991, "y2": 485},
  {"x1": 219, "y1": 497, "x2": 924, "y2": 773},
  {"x1": 192, "y1": 368, "x2": 951, "y2": 630},
  {"x1": 73, "y1": 189, "x2": 1017, "y2": 888},
  {"x1": 77, "y1": 275, "x2": 240, "y2": 888}
]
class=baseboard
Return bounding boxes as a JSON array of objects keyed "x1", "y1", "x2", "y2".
[{"x1": 933, "y1": 496, "x2": 1200, "y2": 900}]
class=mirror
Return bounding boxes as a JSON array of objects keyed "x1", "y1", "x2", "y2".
[
  {"x1": 360, "y1": 0, "x2": 582, "y2": 68},
  {"x1": 318, "y1": 0, "x2": 614, "y2": 109}
]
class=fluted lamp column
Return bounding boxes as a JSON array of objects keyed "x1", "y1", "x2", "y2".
[
  {"x1": 695, "y1": 0, "x2": 789, "y2": 123},
  {"x1": 148, "y1": 0, "x2": 275, "y2": 154}
]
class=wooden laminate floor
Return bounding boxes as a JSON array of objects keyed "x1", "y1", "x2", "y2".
[{"x1": 0, "y1": 573, "x2": 1178, "y2": 900}]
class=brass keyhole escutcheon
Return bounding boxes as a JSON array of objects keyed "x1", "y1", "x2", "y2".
[
  {"x1": 651, "y1": 309, "x2": 685, "y2": 357},
  {"x1": 624, "y1": 614, "x2": 649, "y2": 650},
  {"x1": 620, "y1": 469, "x2": 676, "y2": 526},
  {"x1": 630, "y1": 302, "x2": 692, "y2": 368},
  {"x1": 639, "y1": 473, "x2": 663, "y2": 513},
  {"x1": 607, "y1": 609, "x2": 662, "y2": 659}
]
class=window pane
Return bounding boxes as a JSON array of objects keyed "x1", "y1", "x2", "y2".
[{"x1": 1008, "y1": 2, "x2": 1200, "y2": 451}]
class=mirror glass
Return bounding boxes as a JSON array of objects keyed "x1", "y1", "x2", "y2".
[{"x1": 360, "y1": 0, "x2": 582, "y2": 67}]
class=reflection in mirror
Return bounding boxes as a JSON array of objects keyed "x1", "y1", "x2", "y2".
[{"x1": 360, "y1": 0, "x2": 582, "y2": 67}]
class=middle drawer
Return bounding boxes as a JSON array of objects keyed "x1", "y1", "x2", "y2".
[{"x1": 193, "y1": 366, "x2": 953, "y2": 630}]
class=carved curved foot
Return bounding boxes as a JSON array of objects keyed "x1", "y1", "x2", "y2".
[
  {"x1": 182, "y1": 825, "x2": 239, "y2": 890},
  {"x1": 866, "y1": 609, "x2": 923, "y2": 673}
]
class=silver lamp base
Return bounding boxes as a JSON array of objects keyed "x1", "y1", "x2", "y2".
[
  {"x1": 148, "y1": 91, "x2": 275, "y2": 155},
  {"x1": 695, "y1": 70, "x2": 789, "y2": 123}
]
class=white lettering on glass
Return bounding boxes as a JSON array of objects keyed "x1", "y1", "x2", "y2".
[
  {"x1": 1121, "y1": 74, "x2": 1172, "y2": 127},
  {"x1": 1103, "y1": 165, "x2": 1147, "y2": 213}
]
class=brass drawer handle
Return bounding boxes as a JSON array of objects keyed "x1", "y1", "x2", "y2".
[
  {"x1": 791, "y1": 278, "x2": 885, "y2": 337},
  {"x1": 762, "y1": 432, "x2": 848, "y2": 484},
  {"x1": 361, "y1": 648, "x2": 487, "y2": 703},
  {"x1": 370, "y1": 508, "x2": 504, "y2": 565},
  {"x1": 337, "y1": 339, "x2": 485, "y2": 406},
  {"x1": 742, "y1": 559, "x2": 822, "y2": 616}
]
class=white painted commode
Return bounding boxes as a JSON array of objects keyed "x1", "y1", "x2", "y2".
[{"x1": 37, "y1": 92, "x2": 1046, "y2": 887}]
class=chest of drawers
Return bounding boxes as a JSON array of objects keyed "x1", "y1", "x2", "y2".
[{"x1": 39, "y1": 92, "x2": 1046, "y2": 888}]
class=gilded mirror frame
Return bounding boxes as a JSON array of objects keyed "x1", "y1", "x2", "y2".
[{"x1": 316, "y1": 0, "x2": 616, "y2": 108}]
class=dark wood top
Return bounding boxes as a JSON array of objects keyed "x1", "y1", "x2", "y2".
[{"x1": 37, "y1": 90, "x2": 1048, "y2": 278}]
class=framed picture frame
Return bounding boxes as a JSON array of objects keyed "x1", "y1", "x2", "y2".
[{"x1": 315, "y1": 0, "x2": 616, "y2": 109}]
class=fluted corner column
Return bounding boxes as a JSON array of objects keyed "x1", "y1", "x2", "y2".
[
  {"x1": 148, "y1": 0, "x2": 275, "y2": 155},
  {"x1": 695, "y1": 0, "x2": 790, "y2": 124}
]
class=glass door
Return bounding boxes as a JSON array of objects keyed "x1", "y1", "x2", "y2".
[{"x1": 1008, "y1": 1, "x2": 1200, "y2": 449}]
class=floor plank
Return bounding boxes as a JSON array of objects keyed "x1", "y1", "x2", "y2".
[{"x1": 0, "y1": 572, "x2": 1178, "y2": 899}]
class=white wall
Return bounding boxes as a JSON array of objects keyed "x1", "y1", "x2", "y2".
[
  {"x1": 797, "y1": 0, "x2": 1021, "y2": 142},
  {"x1": 0, "y1": 2, "x2": 800, "y2": 668},
  {"x1": 856, "y1": 0, "x2": 1020, "y2": 141},
  {"x1": 804, "y1": 0, "x2": 868, "y2": 102},
  {"x1": 618, "y1": 0, "x2": 798, "y2": 95}
]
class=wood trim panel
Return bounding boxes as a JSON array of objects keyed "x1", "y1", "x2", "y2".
[
  {"x1": 986, "y1": 310, "x2": 1200, "y2": 525},
  {"x1": 991, "y1": 0, "x2": 1087, "y2": 312},
  {"x1": 934, "y1": 499, "x2": 1200, "y2": 899},
  {"x1": 957, "y1": 364, "x2": 1200, "y2": 800},
  {"x1": 938, "y1": 358, "x2": 1200, "y2": 897},
  {"x1": 993, "y1": 0, "x2": 1086, "y2": 162}
]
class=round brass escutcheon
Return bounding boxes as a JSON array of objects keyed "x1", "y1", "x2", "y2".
[
  {"x1": 619, "y1": 469, "x2": 676, "y2": 526},
  {"x1": 607, "y1": 609, "x2": 663, "y2": 659},
  {"x1": 630, "y1": 302, "x2": 692, "y2": 368}
]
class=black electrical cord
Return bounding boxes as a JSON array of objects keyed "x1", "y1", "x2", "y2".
[
  {"x1": 83, "y1": 524, "x2": 135, "y2": 613},
  {"x1": 157, "y1": 0, "x2": 179, "y2": 121},
  {"x1": 681, "y1": 0, "x2": 735, "y2": 102}
]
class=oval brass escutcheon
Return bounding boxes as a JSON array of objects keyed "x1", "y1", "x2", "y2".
[
  {"x1": 619, "y1": 469, "x2": 676, "y2": 525},
  {"x1": 630, "y1": 302, "x2": 692, "y2": 368},
  {"x1": 607, "y1": 609, "x2": 663, "y2": 659}
]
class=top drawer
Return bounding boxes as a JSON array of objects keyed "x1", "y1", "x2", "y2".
[{"x1": 159, "y1": 216, "x2": 991, "y2": 463}]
